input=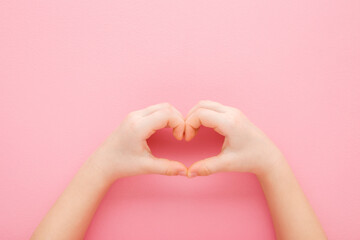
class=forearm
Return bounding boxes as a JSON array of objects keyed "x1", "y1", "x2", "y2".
[
  {"x1": 31, "y1": 103, "x2": 188, "y2": 239},
  {"x1": 257, "y1": 155, "x2": 326, "y2": 240},
  {"x1": 31, "y1": 158, "x2": 114, "y2": 240}
]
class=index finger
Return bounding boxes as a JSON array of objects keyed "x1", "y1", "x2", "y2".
[
  {"x1": 185, "y1": 108, "x2": 230, "y2": 141},
  {"x1": 137, "y1": 108, "x2": 185, "y2": 140},
  {"x1": 186, "y1": 100, "x2": 228, "y2": 119}
]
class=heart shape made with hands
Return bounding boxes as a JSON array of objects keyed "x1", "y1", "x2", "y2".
[
  {"x1": 145, "y1": 103, "x2": 227, "y2": 178},
  {"x1": 147, "y1": 125, "x2": 225, "y2": 170},
  {"x1": 138, "y1": 100, "x2": 235, "y2": 177}
]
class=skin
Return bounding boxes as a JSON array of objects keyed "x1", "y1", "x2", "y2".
[
  {"x1": 184, "y1": 101, "x2": 327, "y2": 239},
  {"x1": 31, "y1": 101, "x2": 327, "y2": 240}
]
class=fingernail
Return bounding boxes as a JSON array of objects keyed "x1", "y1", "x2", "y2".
[
  {"x1": 188, "y1": 172, "x2": 197, "y2": 178},
  {"x1": 177, "y1": 171, "x2": 187, "y2": 176}
]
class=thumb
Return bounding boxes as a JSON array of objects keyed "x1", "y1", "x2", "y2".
[
  {"x1": 148, "y1": 156, "x2": 188, "y2": 176},
  {"x1": 187, "y1": 155, "x2": 226, "y2": 178}
]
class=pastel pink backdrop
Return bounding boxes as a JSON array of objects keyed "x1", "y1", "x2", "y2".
[{"x1": 1, "y1": 1, "x2": 359, "y2": 239}]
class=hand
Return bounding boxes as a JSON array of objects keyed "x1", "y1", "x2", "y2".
[
  {"x1": 185, "y1": 100, "x2": 285, "y2": 178},
  {"x1": 32, "y1": 101, "x2": 326, "y2": 240},
  {"x1": 88, "y1": 103, "x2": 188, "y2": 182}
]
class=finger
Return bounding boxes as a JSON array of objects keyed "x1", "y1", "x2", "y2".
[
  {"x1": 186, "y1": 100, "x2": 228, "y2": 119},
  {"x1": 138, "y1": 108, "x2": 185, "y2": 140},
  {"x1": 147, "y1": 156, "x2": 188, "y2": 176},
  {"x1": 187, "y1": 155, "x2": 228, "y2": 177},
  {"x1": 185, "y1": 108, "x2": 229, "y2": 141},
  {"x1": 134, "y1": 102, "x2": 174, "y2": 117},
  {"x1": 135, "y1": 103, "x2": 184, "y2": 122},
  {"x1": 170, "y1": 105, "x2": 185, "y2": 120}
]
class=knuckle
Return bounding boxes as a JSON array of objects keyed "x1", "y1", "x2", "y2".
[
  {"x1": 127, "y1": 118, "x2": 140, "y2": 131},
  {"x1": 161, "y1": 102, "x2": 172, "y2": 109},
  {"x1": 226, "y1": 113, "x2": 240, "y2": 126},
  {"x1": 229, "y1": 107, "x2": 243, "y2": 117},
  {"x1": 199, "y1": 99, "x2": 216, "y2": 105},
  {"x1": 160, "y1": 106, "x2": 173, "y2": 115},
  {"x1": 164, "y1": 105, "x2": 173, "y2": 112},
  {"x1": 170, "y1": 105, "x2": 179, "y2": 114},
  {"x1": 196, "y1": 107, "x2": 206, "y2": 115},
  {"x1": 198, "y1": 100, "x2": 209, "y2": 106},
  {"x1": 126, "y1": 111, "x2": 138, "y2": 121},
  {"x1": 156, "y1": 109, "x2": 170, "y2": 118},
  {"x1": 193, "y1": 109, "x2": 205, "y2": 121}
]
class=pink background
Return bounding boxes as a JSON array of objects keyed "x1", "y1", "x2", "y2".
[{"x1": 1, "y1": 1, "x2": 359, "y2": 239}]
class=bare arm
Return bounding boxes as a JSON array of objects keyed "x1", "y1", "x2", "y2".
[
  {"x1": 257, "y1": 155, "x2": 326, "y2": 239},
  {"x1": 30, "y1": 159, "x2": 114, "y2": 239},
  {"x1": 184, "y1": 100, "x2": 327, "y2": 239},
  {"x1": 31, "y1": 100, "x2": 326, "y2": 239},
  {"x1": 31, "y1": 103, "x2": 188, "y2": 240}
]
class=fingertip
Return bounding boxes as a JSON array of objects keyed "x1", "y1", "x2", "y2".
[
  {"x1": 173, "y1": 124, "x2": 185, "y2": 141},
  {"x1": 184, "y1": 124, "x2": 195, "y2": 142},
  {"x1": 178, "y1": 132, "x2": 183, "y2": 141},
  {"x1": 185, "y1": 134, "x2": 194, "y2": 142},
  {"x1": 189, "y1": 129, "x2": 197, "y2": 141},
  {"x1": 187, "y1": 171, "x2": 198, "y2": 178},
  {"x1": 175, "y1": 165, "x2": 188, "y2": 177},
  {"x1": 176, "y1": 164, "x2": 188, "y2": 176},
  {"x1": 173, "y1": 130, "x2": 181, "y2": 141},
  {"x1": 177, "y1": 170, "x2": 187, "y2": 176},
  {"x1": 178, "y1": 125, "x2": 185, "y2": 141},
  {"x1": 188, "y1": 158, "x2": 215, "y2": 176},
  {"x1": 186, "y1": 163, "x2": 199, "y2": 178}
]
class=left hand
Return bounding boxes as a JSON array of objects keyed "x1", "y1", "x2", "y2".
[{"x1": 184, "y1": 100, "x2": 284, "y2": 178}]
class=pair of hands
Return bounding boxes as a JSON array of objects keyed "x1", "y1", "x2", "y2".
[
  {"x1": 32, "y1": 100, "x2": 327, "y2": 240},
  {"x1": 89, "y1": 100, "x2": 284, "y2": 182}
]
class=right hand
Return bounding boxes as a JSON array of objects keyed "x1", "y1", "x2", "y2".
[
  {"x1": 88, "y1": 102, "x2": 188, "y2": 182},
  {"x1": 185, "y1": 100, "x2": 285, "y2": 178}
]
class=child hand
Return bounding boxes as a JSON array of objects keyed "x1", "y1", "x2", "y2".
[
  {"x1": 88, "y1": 103, "x2": 188, "y2": 182},
  {"x1": 185, "y1": 100, "x2": 285, "y2": 178}
]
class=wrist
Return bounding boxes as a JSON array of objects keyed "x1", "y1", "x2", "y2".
[
  {"x1": 255, "y1": 148, "x2": 287, "y2": 180},
  {"x1": 85, "y1": 155, "x2": 119, "y2": 186}
]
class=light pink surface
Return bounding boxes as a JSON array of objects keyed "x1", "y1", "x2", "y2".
[{"x1": 1, "y1": 1, "x2": 360, "y2": 239}]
